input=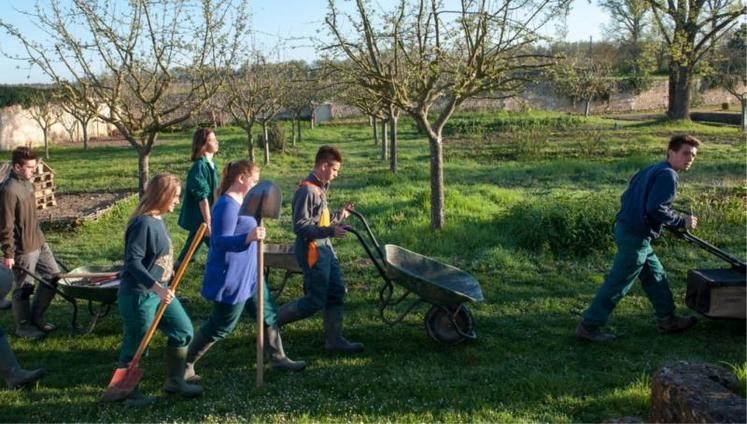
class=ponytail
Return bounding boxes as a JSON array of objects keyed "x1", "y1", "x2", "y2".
[{"x1": 215, "y1": 160, "x2": 259, "y2": 201}]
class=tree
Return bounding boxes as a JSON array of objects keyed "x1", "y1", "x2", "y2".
[
  {"x1": 58, "y1": 82, "x2": 98, "y2": 150},
  {"x1": 26, "y1": 89, "x2": 62, "y2": 160},
  {"x1": 709, "y1": 24, "x2": 747, "y2": 129},
  {"x1": 226, "y1": 52, "x2": 284, "y2": 164},
  {"x1": 1, "y1": 0, "x2": 246, "y2": 195},
  {"x1": 325, "y1": 0, "x2": 569, "y2": 229},
  {"x1": 550, "y1": 60, "x2": 616, "y2": 116},
  {"x1": 599, "y1": 0, "x2": 656, "y2": 91},
  {"x1": 645, "y1": 0, "x2": 746, "y2": 120}
]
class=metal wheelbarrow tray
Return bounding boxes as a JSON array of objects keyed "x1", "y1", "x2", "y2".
[
  {"x1": 346, "y1": 210, "x2": 484, "y2": 344},
  {"x1": 15, "y1": 263, "x2": 121, "y2": 334}
]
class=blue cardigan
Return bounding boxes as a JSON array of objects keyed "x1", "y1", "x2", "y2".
[{"x1": 201, "y1": 195, "x2": 258, "y2": 304}]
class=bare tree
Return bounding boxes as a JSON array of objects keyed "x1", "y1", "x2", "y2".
[
  {"x1": 645, "y1": 0, "x2": 745, "y2": 120},
  {"x1": 26, "y1": 90, "x2": 62, "y2": 160},
  {"x1": 1, "y1": 0, "x2": 246, "y2": 195},
  {"x1": 226, "y1": 52, "x2": 282, "y2": 163},
  {"x1": 325, "y1": 0, "x2": 569, "y2": 229},
  {"x1": 58, "y1": 82, "x2": 98, "y2": 150}
]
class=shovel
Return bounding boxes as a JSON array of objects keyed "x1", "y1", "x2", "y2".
[
  {"x1": 102, "y1": 222, "x2": 208, "y2": 402},
  {"x1": 240, "y1": 180, "x2": 282, "y2": 388}
]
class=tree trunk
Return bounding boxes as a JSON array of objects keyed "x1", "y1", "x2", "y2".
[
  {"x1": 584, "y1": 99, "x2": 591, "y2": 117},
  {"x1": 742, "y1": 99, "x2": 746, "y2": 131},
  {"x1": 81, "y1": 121, "x2": 89, "y2": 150},
  {"x1": 372, "y1": 116, "x2": 378, "y2": 145},
  {"x1": 310, "y1": 109, "x2": 315, "y2": 129},
  {"x1": 290, "y1": 118, "x2": 296, "y2": 147},
  {"x1": 667, "y1": 64, "x2": 692, "y2": 120},
  {"x1": 380, "y1": 120, "x2": 388, "y2": 161},
  {"x1": 43, "y1": 130, "x2": 49, "y2": 160},
  {"x1": 137, "y1": 148, "x2": 149, "y2": 197},
  {"x1": 262, "y1": 121, "x2": 270, "y2": 166},
  {"x1": 297, "y1": 119, "x2": 302, "y2": 144},
  {"x1": 246, "y1": 124, "x2": 255, "y2": 163},
  {"x1": 389, "y1": 111, "x2": 398, "y2": 173},
  {"x1": 428, "y1": 135, "x2": 444, "y2": 230}
]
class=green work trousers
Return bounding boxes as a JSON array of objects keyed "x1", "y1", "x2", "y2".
[
  {"x1": 293, "y1": 239, "x2": 346, "y2": 316},
  {"x1": 117, "y1": 291, "x2": 193, "y2": 363},
  {"x1": 581, "y1": 224, "x2": 676, "y2": 327},
  {"x1": 200, "y1": 282, "x2": 279, "y2": 342}
]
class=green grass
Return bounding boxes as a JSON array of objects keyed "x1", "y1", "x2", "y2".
[{"x1": 1, "y1": 114, "x2": 745, "y2": 422}]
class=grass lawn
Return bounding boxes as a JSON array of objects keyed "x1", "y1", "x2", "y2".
[{"x1": 1, "y1": 114, "x2": 745, "y2": 422}]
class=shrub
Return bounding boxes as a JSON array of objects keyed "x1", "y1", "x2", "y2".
[
  {"x1": 503, "y1": 194, "x2": 617, "y2": 257},
  {"x1": 266, "y1": 121, "x2": 287, "y2": 153},
  {"x1": 443, "y1": 114, "x2": 583, "y2": 136}
]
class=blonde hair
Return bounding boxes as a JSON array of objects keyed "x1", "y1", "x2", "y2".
[
  {"x1": 216, "y1": 160, "x2": 259, "y2": 201},
  {"x1": 129, "y1": 173, "x2": 181, "y2": 224}
]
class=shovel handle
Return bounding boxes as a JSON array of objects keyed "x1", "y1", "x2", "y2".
[
  {"x1": 57, "y1": 272, "x2": 119, "y2": 280},
  {"x1": 128, "y1": 223, "x2": 208, "y2": 369},
  {"x1": 257, "y1": 238, "x2": 264, "y2": 387}
]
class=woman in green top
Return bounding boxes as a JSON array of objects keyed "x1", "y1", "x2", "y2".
[{"x1": 177, "y1": 128, "x2": 219, "y2": 266}]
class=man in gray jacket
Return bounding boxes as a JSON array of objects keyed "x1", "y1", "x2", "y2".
[
  {"x1": 0, "y1": 147, "x2": 60, "y2": 340},
  {"x1": 276, "y1": 145, "x2": 364, "y2": 353}
]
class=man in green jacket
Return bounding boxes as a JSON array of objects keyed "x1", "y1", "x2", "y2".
[{"x1": 0, "y1": 147, "x2": 60, "y2": 340}]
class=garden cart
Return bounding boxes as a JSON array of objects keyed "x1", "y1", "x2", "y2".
[{"x1": 345, "y1": 210, "x2": 484, "y2": 344}]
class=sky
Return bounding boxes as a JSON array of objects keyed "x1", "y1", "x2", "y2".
[{"x1": 0, "y1": 0, "x2": 608, "y2": 85}]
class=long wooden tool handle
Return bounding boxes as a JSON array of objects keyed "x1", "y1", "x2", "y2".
[
  {"x1": 256, "y1": 238, "x2": 265, "y2": 387},
  {"x1": 129, "y1": 223, "x2": 208, "y2": 369},
  {"x1": 58, "y1": 272, "x2": 120, "y2": 280}
]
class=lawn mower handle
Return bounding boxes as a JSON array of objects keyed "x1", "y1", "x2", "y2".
[{"x1": 669, "y1": 228, "x2": 747, "y2": 272}]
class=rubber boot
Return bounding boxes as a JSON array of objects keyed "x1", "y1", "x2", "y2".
[
  {"x1": 122, "y1": 385, "x2": 157, "y2": 407},
  {"x1": 323, "y1": 306, "x2": 364, "y2": 354},
  {"x1": 276, "y1": 301, "x2": 310, "y2": 327},
  {"x1": 163, "y1": 346, "x2": 203, "y2": 398},
  {"x1": 184, "y1": 330, "x2": 215, "y2": 383},
  {"x1": 12, "y1": 297, "x2": 46, "y2": 340},
  {"x1": 0, "y1": 333, "x2": 45, "y2": 389},
  {"x1": 264, "y1": 324, "x2": 306, "y2": 372},
  {"x1": 31, "y1": 284, "x2": 57, "y2": 333}
]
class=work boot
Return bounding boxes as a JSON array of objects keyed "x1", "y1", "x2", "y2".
[
  {"x1": 264, "y1": 324, "x2": 306, "y2": 372},
  {"x1": 184, "y1": 330, "x2": 215, "y2": 383},
  {"x1": 12, "y1": 298, "x2": 46, "y2": 340},
  {"x1": 276, "y1": 301, "x2": 310, "y2": 327},
  {"x1": 323, "y1": 306, "x2": 364, "y2": 354},
  {"x1": 163, "y1": 346, "x2": 203, "y2": 398},
  {"x1": 31, "y1": 284, "x2": 57, "y2": 333},
  {"x1": 0, "y1": 333, "x2": 45, "y2": 389},
  {"x1": 656, "y1": 314, "x2": 698, "y2": 334},
  {"x1": 575, "y1": 322, "x2": 616, "y2": 342}
]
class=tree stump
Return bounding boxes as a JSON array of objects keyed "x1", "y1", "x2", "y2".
[{"x1": 650, "y1": 361, "x2": 746, "y2": 423}]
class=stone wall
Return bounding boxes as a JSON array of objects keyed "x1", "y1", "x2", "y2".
[{"x1": 0, "y1": 104, "x2": 112, "y2": 151}]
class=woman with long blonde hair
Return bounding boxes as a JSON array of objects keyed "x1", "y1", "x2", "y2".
[
  {"x1": 184, "y1": 160, "x2": 305, "y2": 382},
  {"x1": 114, "y1": 173, "x2": 202, "y2": 406}
]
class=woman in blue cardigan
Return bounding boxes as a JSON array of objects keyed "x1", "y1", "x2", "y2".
[{"x1": 185, "y1": 160, "x2": 305, "y2": 382}]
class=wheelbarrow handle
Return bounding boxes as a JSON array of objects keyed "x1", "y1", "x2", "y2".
[
  {"x1": 345, "y1": 227, "x2": 390, "y2": 283},
  {"x1": 346, "y1": 209, "x2": 385, "y2": 259}
]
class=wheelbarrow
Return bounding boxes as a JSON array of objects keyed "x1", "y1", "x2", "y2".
[
  {"x1": 345, "y1": 210, "x2": 484, "y2": 344},
  {"x1": 12, "y1": 262, "x2": 121, "y2": 335},
  {"x1": 263, "y1": 243, "x2": 303, "y2": 299}
]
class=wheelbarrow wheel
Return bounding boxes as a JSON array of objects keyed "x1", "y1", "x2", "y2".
[{"x1": 424, "y1": 304, "x2": 476, "y2": 345}]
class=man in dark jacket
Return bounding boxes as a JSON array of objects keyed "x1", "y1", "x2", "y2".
[
  {"x1": 276, "y1": 145, "x2": 364, "y2": 353},
  {"x1": 576, "y1": 135, "x2": 701, "y2": 342},
  {"x1": 0, "y1": 147, "x2": 60, "y2": 340}
]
